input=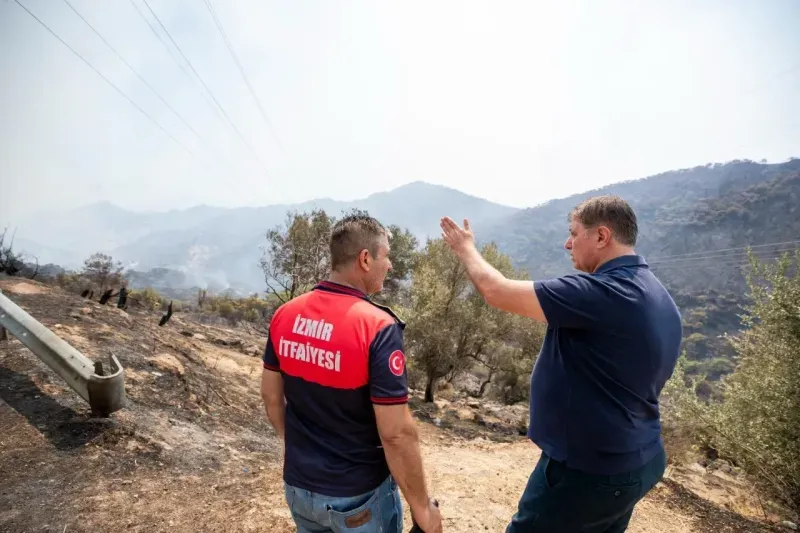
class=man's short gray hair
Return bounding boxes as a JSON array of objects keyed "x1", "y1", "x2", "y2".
[{"x1": 569, "y1": 195, "x2": 638, "y2": 246}]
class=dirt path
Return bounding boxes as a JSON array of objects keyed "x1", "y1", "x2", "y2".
[
  {"x1": 0, "y1": 392, "x2": 772, "y2": 533},
  {"x1": 394, "y1": 425, "x2": 767, "y2": 533}
]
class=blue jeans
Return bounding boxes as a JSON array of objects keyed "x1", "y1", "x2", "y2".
[
  {"x1": 507, "y1": 445, "x2": 667, "y2": 533},
  {"x1": 284, "y1": 476, "x2": 403, "y2": 533}
]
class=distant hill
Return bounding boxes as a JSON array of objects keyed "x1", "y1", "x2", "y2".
[
  {"x1": 478, "y1": 158, "x2": 800, "y2": 363},
  {"x1": 480, "y1": 158, "x2": 800, "y2": 287},
  {"x1": 13, "y1": 159, "x2": 800, "y2": 364},
  {"x1": 12, "y1": 203, "x2": 230, "y2": 269},
  {"x1": 13, "y1": 182, "x2": 518, "y2": 291}
]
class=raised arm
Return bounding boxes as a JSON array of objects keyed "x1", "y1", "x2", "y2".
[{"x1": 440, "y1": 216, "x2": 546, "y2": 322}]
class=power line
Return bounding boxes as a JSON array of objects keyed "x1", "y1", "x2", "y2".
[
  {"x1": 653, "y1": 262, "x2": 759, "y2": 273},
  {"x1": 653, "y1": 263, "x2": 751, "y2": 273},
  {"x1": 127, "y1": 0, "x2": 232, "y2": 133},
  {"x1": 647, "y1": 239, "x2": 800, "y2": 262},
  {"x1": 648, "y1": 247, "x2": 800, "y2": 267},
  {"x1": 63, "y1": 0, "x2": 253, "y2": 183},
  {"x1": 60, "y1": 0, "x2": 211, "y2": 151},
  {"x1": 200, "y1": 0, "x2": 286, "y2": 156},
  {"x1": 650, "y1": 247, "x2": 798, "y2": 266},
  {"x1": 13, "y1": 0, "x2": 195, "y2": 158},
  {"x1": 652, "y1": 256, "x2": 793, "y2": 271},
  {"x1": 650, "y1": 250, "x2": 797, "y2": 271},
  {"x1": 127, "y1": 0, "x2": 200, "y2": 93},
  {"x1": 141, "y1": 0, "x2": 271, "y2": 176}
]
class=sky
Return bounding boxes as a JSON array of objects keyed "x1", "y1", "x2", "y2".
[{"x1": 1, "y1": 0, "x2": 799, "y2": 226}]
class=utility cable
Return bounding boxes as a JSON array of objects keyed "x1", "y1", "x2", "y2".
[
  {"x1": 650, "y1": 249, "x2": 797, "y2": 271},
  {"x1": 647, "y1": 239, "x2": 800, "y2": 262},
  {"x1": 141, "y1": 0, "x2": 271, "y2": 176},
  {"x1": 200, "y1": 0, "x2": 287, "y2": 155},
  {"x1": 13, "y1": 0, "x2": 196, "y2": 159},
  {"x1": 61, "y1": 0, "x2": 210, "y2": 152}
]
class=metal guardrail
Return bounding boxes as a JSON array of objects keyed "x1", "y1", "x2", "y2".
[{"x1": 0, "y1": 288, "x2": 126, "y2": 416}]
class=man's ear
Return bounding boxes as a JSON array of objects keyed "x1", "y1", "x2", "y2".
[
  {"x1": 357, "y1": 248, "x2": 371, "y2": 271},
  {"x1": 596, "y1": 226, "x2": 613, "y2": 247}
]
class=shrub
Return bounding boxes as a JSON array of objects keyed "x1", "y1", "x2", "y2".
[
  {"x1": 661, "y1": 251, "x2": 800, "y2": 514},
  {"x1": 129, "y1": 287, "x2": 168, "y2": 312}
]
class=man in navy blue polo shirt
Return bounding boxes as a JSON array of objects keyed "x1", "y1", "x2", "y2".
[{"x1": 440, "y1": 195, "x2": 682, "y2": 532}]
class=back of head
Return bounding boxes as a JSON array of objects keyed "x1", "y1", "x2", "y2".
[
  {"x1": 569, "y1": 195, "x2": 638, "y2": 247},
  {"x1": 330, "y1": 213, "x2": 389, "y2": 272}
]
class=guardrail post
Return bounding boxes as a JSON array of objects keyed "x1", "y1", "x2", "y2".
[
  {"x1": 87, "y1": 354, "x2": 126, "y2": 417},
  {"x1": 0, "y1": 289, "x2": 126, "y2": 416}
]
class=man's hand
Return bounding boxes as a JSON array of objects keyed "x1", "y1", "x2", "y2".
[
  {"x1": 412, "y1": 498, "x2": 443, "y2": 533},
  {"x1": 438, "y1": 214, "x2": 547, "y2": 322},
  {"x1": 440, "y1": 217, "x2": 476, "y2": 257}
]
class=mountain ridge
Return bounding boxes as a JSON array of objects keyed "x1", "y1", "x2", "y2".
[
  {"x1": 12, "y1": 158, "x2": 799, "y2": 299},
  {"x1": 476, "y1": 157, "x2": 800, "y2": 363},
  {"x1": 480, "y1": 158, "x2": 800, "y2": 282},
  {"x1": 25, "y1": 180, "x2": 506, "y2": 220},
  {"x1": 13, "y1": 181, "x2": 519, "y2": 290}
]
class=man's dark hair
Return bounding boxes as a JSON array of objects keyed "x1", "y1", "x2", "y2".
[
  {"x1": 330, "y1": 213, "x2": 389, "y2": 271},
  {"x1": 569, "y1": 195, "x2": 638, "y2": 246}
]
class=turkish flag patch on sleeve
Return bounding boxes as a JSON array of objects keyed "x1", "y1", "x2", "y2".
[{"x1": 388, "y1": 350, "x2": 405, "y2": 376}]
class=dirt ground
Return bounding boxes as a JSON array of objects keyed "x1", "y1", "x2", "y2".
[{"x1": 0, "y1": 279, "x2": 793, "y2": 532}]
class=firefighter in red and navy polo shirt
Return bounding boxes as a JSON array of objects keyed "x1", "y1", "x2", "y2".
[
  {"x1": 263, "y1": 280, "x2": 408, "y2": 489},
  {"x1": 260, "y1": 214, "x2": 441, "y2": 533}
]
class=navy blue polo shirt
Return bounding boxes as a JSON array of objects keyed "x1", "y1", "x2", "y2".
[
  {"x1": 529, "y1": 254, "x2": 682, "y2": 475},
  {"x1": 262, "y1": 281, "x2": 408, "y2": 497}
]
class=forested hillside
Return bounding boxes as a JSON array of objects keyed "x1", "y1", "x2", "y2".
[
  {"x1": 647, "y1": 169, "x2": 800, "y2": 290},
  {"x1": 480, "y1": 159, "x2": 800, "y2": 365},
  {"x1": 661, "y1": 169, "x2": 800, "y2": 366},
  {"x1": 480, "y1": 159, "x2": 800, "y2": 281}
]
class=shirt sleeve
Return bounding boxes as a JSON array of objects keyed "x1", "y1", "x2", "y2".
[
  {"x1": 534, "y1": 274, "x2": 606, "y2": 330},
  {"x1": 262, "y1": 331, "x2": 280, "y2": 372},
  {"x1": 368, "y1": 323, "x2": 409, "y2": 405}
]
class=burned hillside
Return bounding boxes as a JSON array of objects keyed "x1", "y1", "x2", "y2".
[{"x1": 0, "y1": 278, "x2": 794, "y2": 532}]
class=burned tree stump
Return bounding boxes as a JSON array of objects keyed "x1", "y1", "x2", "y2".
[
  {"x1": 117, "y1": 287, "x2": 128, "y2": 309},
  {"x1": 158, "y1": 301, "x2": 173, "y2": 327}
]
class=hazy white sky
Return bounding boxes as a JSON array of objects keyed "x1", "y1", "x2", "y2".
[{"x1": 1, "y1": 0, "x2": 798, "y2": 225}]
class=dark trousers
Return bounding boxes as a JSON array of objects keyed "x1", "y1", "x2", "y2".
[{"x1": 506, "y1": 445, "x2": 667, "y2": 533}]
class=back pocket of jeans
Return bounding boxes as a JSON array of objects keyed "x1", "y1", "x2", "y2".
[{"x1": 327, "y1": 491, "x2": 382, "y2": 532}]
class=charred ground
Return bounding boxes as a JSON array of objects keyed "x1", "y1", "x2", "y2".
[{"x1": 0, "y1": 279, "x2": 791, "y2": 532}]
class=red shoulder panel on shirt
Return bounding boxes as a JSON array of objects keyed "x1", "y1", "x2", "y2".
[{"x1": 268, "y1": 289, "x2": 395, "y2": 389}]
